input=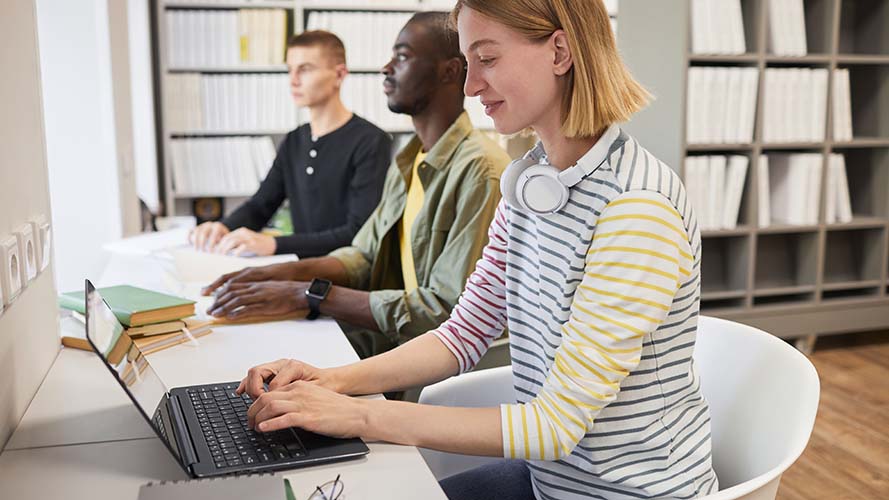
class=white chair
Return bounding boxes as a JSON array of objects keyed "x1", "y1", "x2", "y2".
[{"x1": 418, "y1": 316, "x2": 820, "y2": 500}]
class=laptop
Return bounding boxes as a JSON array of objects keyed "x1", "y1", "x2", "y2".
[{"x1": 83, "y1": 279, "x2": 369, "y2": 477}]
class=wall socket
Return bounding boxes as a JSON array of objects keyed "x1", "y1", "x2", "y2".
[
  {"x1": 28, "y1": 216, "x2": 51, "y2": 273},
  {"x1": 0, "y1": 234, "x2": 23, "y2": 306},
  {"x1": 14, "y1": 224, "x2": 38, "y2": 284}
]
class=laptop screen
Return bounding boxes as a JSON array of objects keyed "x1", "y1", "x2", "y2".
[{"x1": 84, "y1": 280, "x2": 170, "y2": 432}]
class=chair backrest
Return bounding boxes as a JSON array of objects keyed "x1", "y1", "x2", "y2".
[
  {"x1": 694, "y1": 316, "x2": 820, "y2": 498},
  {"x1": 419, "y1": 317, "x2": 820, "y2": 499}
]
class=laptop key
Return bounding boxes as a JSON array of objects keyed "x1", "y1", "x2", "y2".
[
  {"x1": 258, "y1": 451, "x2": 273, "y2": 462},
  {"x1": 285, "y1": 442, "x2": 305, "y2": 457}
]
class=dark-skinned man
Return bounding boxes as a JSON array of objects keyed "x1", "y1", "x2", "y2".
[{"x1": 202, "y1": 12, "x2": 510, "y2": 359}]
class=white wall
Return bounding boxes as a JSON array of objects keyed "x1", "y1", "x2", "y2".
[
  {"x1": 128, "y1": 0, "x2": 160, "y2": 213},
  {"x1": 36, "y1": 0, "x2": 139, "y2": 292},
  {"x1": 0, "y1": 0, "x2": 62, "y2": 449}
]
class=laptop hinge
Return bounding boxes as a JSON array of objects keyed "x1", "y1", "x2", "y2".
[{"x1": 168, "y1": 393, "x2": 199, "y2": 467}]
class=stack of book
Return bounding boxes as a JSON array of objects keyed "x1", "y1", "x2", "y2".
[
  {"x1": 169, "y1": 136, "x2": 277, "y2": 196},
  {"x1": 165, "y1": 9, "x2": 288, "y2": 68},
  {"x1": 832, "y1": 69, "x2": 854, "y2": 142},
  {"x1": 767, "y1": 0, "x2": 808, "y2": 56},
  {"x1": 690, "y1": 0, "x2": 747, "y2": 55},
  {"x1": 686, "y1": 67, "x2": 759, "y2": 144},
  {"x1": 59, "y1": 285, "x2": 212, "y2": 359},
  {"x1": 683, "y1": 155, "x2": 749, "y2": 230},
  {"x1": 762, "y1": 68, "x2": 829, "y2": 143},
  {"x1": 756, "y1": 153, "x2": 824, "y2": 227}
]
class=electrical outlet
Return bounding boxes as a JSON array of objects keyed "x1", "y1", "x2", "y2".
[
  {"x1": 14, "y1": 224, "x2": 38, "y2": 283},
  {"x1": 29, "y1": 216, "x2": 52, "y2": 273},
  {"x1": 0, "y1": 234, "x2": 23, "y2": 306}
]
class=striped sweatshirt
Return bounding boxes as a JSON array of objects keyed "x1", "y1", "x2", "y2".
[{"x1": 432, "y1": 127, "x2": 719, "y2": 499}]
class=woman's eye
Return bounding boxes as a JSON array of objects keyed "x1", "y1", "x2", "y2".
[
  {"x1": 478, "y1": 57, "x2": 495, "y2": 66},
  {"x1": 396, "y1": 54, "x2": 407, "y2": 62}
]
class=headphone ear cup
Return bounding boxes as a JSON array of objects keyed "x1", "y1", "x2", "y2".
[
  {"x1": 500, "y1": 158, "x2": 537, "y2": 210},
  {"x1": 517, "y1": 164, "x2": 568, "y2": 215}
]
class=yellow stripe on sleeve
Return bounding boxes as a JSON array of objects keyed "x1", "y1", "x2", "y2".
[
  {"x1": 585, "y1": 273, "x2": 676, "y2": 297},
  {"x1": 532, "y1": 404, "x2": 545, "y2": 460},
  {"x1": 521, "y1": 406, "x2": 530, "y2": 460},
  {"x1": 597, "y1": 213, "x2": 686, "y2": 240},
  {"x1": 506, "y1": 405, "x2": 516, "y2": 459},
  {"x1": 578, "y1": 286, "x2": 671, "y2": 312},
  {"x1": 586, "y1": 260, "x2": 683, "y2": 282},
  {"x1": 589, "y1": 245, "x2": 681, "y2": 266}
]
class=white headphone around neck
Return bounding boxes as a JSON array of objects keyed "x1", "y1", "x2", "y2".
[{"x1": 500, "y1": 125, "x2": 621, "y2": 215}]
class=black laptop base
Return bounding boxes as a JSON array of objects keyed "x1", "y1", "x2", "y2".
[{"x1": 159, "y1": 381, "x2": 369, "y2": 478}]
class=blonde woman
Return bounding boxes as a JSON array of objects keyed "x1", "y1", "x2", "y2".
[{"x1": 238, "y1": 1, "x2": 718, "y2": 498}]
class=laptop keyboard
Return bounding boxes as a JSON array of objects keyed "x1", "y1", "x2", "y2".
[{"x1": 188, "y1": 383, "x2": 306, "y2": 469}]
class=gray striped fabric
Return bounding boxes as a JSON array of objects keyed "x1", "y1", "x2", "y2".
[{"x1": 507, "y1": 131, "x2": 718, "y2": 499}]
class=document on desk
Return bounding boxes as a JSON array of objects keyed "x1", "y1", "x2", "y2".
[
  {"x1": 164, "y1": 249, "x2": 298, "y2": 318},
  {"x1": 103, "y1": 228, "x2": 192, "y2": 257},
  {"x1": 170, "y1": 248, "x2": 298, "y2": 284},
  {"x1": 138, "y1": 474, "x2": 291, "y2": 500}
]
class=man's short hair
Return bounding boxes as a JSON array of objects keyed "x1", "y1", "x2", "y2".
[
  {"x1": 408, "y1": 12, "x2": 467, "y2": 86},
  {"x1": 287, "y1": 30, "x2": 346, "y2": 66}
]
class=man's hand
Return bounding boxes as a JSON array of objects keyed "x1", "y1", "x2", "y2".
[
  {"x1": 207, "y1": 281, "x2": 309, "y2": 319},
  {"x1": 214, "y1": 228, "x2": 277, "y2": 256},
  {"x1": 202, "y1": 262, "x2": 300, "y2": 296},
  {"x1": 189, "y1": 221, "x2": 229, "y2": 252}
]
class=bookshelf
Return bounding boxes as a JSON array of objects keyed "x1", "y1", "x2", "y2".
[
  {"x1": 618, "y1": 0, "x2": 889, "y2": 344},
  {"x1": 152, "y1": 0, "x2": 619, "y2": 218}
]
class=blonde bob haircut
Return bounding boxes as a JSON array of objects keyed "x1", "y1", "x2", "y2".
[{"x1": 451, "y1": 0, "x2": 650, "y2": 139}]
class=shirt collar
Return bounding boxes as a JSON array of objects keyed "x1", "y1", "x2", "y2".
[
  {"x1": 525, "y1": 124, "x2": 623, "y2": 185},
  {"x1": 396, "y1": 111, "x2": 474, "y2": 174}
]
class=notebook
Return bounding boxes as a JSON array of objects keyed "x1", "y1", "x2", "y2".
[
  {"x1": 59, "y1": 285, "x2": 195, "y2": 327},
  {"x1": 137, "y1": 474, "x2": 294, "y2": 500}
]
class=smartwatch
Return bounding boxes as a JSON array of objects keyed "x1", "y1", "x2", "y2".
[{"x1": 305, "y1": 278, "x2": 332, "y2": 320}]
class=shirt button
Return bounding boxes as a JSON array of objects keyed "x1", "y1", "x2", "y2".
[
  {"x1": 306, "y1": 166, "x2": 314, "y2": 175},
  {"x1": 309, "y1": 149, "x2": 317, "y2": 158}
]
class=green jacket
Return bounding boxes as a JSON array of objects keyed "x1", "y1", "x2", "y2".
[{"x1": 330, "y1": 112, "x2": 510, "y2": 357}]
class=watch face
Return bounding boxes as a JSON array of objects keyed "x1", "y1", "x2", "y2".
[{"x1": 308, "y1": 279, "x2": 331, "y2": 296}]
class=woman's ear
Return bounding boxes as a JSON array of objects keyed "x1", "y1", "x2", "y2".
[{"x1": 550, "y1": 30, "x2": 573, "y2": 76}]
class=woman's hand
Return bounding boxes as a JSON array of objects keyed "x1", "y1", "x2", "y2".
[
  {"x1": 236, "y1": 358, "x2": 342, "y2": 399},
  {"x1": 247, "y1": 381, "x2": 368, "y2": 439}
]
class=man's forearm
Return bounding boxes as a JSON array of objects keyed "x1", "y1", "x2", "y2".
[
  {"x1": 289, "y1": 256, "x2": 351, "y2": 286},
  {"x1": 318, "y1": 286, "x2": 378, "y2": 331}
]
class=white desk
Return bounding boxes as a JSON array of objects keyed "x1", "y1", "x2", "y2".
[{"x1": 0, "y1": 250, "x2": 446, "y2": 499}]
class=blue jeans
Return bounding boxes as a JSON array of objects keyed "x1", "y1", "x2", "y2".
[{"x1": 439, "y1": 460, "x2": 536, "y2": 500}]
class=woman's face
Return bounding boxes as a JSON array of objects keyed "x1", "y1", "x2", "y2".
[{"x1": 457, "y1": 7, "x2": 565, "y2": 136}]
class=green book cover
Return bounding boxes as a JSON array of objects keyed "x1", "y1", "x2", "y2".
[{"x1": 58, "y1": 285, "x2": 195, "y2": 327}]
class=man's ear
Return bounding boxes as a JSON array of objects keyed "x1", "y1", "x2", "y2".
[
  {"x1": 333, "y1": 63, "x2": 348, "y2": 89},
  {"x1": 550, "y1": 30, "x2": 573, "y2": 77},
  {"x1": 440, "y1": 57, "x2": 464, "y2": 84}
]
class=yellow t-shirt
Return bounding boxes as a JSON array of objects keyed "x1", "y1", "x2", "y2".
[{"x1": 399, "y1": 150, "x2": 427, "y2": 291}]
